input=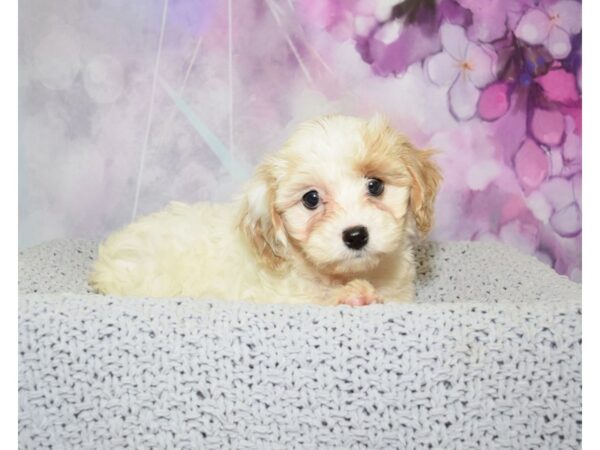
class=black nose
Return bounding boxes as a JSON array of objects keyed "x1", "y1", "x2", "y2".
[{"x1": 342, "y1": 226, "x2": 369, "y2": 250}]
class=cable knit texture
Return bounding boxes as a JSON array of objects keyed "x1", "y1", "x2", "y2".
[{"x1": 18, "y1": 240, "x2": 581, "y2": 449}]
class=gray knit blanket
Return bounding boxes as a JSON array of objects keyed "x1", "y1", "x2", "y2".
[{"x1": 18, "y1": 239, "x2": 582, "y2": 449}]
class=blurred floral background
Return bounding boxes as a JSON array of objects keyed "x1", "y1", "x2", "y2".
[{"x1": 19, "y1": 0, "x2": 582, "y2": 280}]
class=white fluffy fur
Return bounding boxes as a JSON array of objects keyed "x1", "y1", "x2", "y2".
[{"x1": 90, "y1": 114, "x2": 441, "y2": 306}]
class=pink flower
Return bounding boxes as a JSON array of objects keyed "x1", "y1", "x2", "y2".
[
  {"x1": 530, "y1": 108, "x2": 565, "y2": 146},
  {"x1": 478, "y1": 82, "x2": 510, "y2": 121},
  {"x1": 536, "y1": 68, "x2": 579, "y2": 104},
  {"x1": 426, "y1": 23, "x2": 495, "y2": 120},
  {"x1": 514, "y1": 138, "x2": 549, "y2": 192},
  {"x1": 515, "y1": 0, "x2": 581, "y2": 59}
]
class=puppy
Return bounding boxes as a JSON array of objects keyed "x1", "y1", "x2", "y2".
[{"x1": 89, "y1": 114, "x2": 441, "y2": 306}]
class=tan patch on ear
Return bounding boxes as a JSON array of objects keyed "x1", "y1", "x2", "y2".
[
  {"x1": 403, "y1": 147, "x2": 443, "y2": 236},
  {"x1": 238, "y1": 164, "x2": 288, "y2": 270},
  {"x1": 361, "y1": 113, "x2": 442, "y2": 236}
]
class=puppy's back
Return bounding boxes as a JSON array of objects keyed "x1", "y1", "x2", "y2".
[{"x1": 89, "y1": 202, "x2": 250, "y2": 298}]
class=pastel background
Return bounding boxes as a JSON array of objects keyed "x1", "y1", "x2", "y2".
[{"x1": 18, "y1": 0, "x2": 582, "y2": 280}]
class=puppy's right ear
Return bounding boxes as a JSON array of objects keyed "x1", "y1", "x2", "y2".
[
  {"x1": 238, "y1": 162, "x2": 287, "y2": 269},
  {"x1": 403, "y1": 147, "x2": 442, "y2": 237}
]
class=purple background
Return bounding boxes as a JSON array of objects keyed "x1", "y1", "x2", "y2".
[{"x1": 19, "y1": 0, "x2": 582, "y2": 281}]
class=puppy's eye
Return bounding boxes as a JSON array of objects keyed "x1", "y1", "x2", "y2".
[
  {"x1": 302, "y1": 190, "x2": 320, "y2": 210},
  {"x1": 367, "y1": 178, "x2": 384, "y2": 197}
]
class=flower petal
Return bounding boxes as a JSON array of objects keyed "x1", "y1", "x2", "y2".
[
  {"x1": 536, "y1": 69, "x2": 579, "y2": 104},
  {"x1": 463, "y1": 0, "x2": 508, "y2": 43},
  {"x1": 426, "y1": 52, "x2": 459, "y2": 86},
  {"x1": 514, "y1": 138, "x2": 549, "y2": 191},
  {"x1": 440, "y1": 23, "x2": 469, "y2": 60},
  {"x1": 546, "y1": 26, "x2": 572, "y2": 59},
  {"x1": 466, "y1": 44, "x2": 495, "y2": 88},
  {"x1": 515, "y1": 9, "x2": 551, "y2": 45},
  {"x1": 530, "y1": 108, "x2": 565, "y2": 146},
  {"x1": 550, "y1": 203, "x2": 581, "y2": 237},
  {"x1": 526, "y1": 190, "x2": 552, "y2": 223},
  {"x1": 540, "y1": 177, "x2": 574, "y2": 211},
  {"x1": 478, "y1": 82, "x2": 510, "y2": 121},
  {"x1": 449, "y1": 74, "x2": 479, "y2": 120},
  {"x1": 548, "y1": 0, "x2": 582, "y2": 34}
]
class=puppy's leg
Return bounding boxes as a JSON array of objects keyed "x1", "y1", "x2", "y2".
[{"x1": 333, "y1": 279, "x2": 382, "y2": 306}]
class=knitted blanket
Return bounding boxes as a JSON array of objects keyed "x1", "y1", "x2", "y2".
[{"x1": 18, "y1": 239, "x2": 582, "y2": 449}]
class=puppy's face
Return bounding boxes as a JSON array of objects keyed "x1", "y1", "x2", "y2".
[{"x1": 240, "y1": 114, "x2": 441, "y2": 276}]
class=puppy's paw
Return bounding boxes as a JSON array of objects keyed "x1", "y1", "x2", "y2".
[{"x1": 334, "y1": 279, "x2": 381, "y2": 306}]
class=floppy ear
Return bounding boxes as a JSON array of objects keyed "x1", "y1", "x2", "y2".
[
  {"x1": 238, "y1": 162, "x2": 288, "y2": 269},
  {"x1": 365, "y1": 113, "x2": 442, "y2": 236},
  {"x1": 403, "y1": 146, "x2": 442, "y2": 237}
]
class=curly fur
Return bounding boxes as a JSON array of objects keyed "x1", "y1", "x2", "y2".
[{"x1": 89, "y1": 114, "x2": 442, "y2": 305}]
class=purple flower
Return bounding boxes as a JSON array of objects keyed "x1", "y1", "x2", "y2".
[
  {"x1": 515, "y1": 0, "x2": 582, "y2": 59},
  {"x1": 513, "y1": 138, "x2": 550, "y2": 193},
  {"x1": 353, "y1": 0, "x2": 469, "y2": 76},
  {"x1": 456, "y1": 0, "x2": 535, "y2": 43},
  {"x1": 426, "y1": 23, "x2": 495, "y2": 120}
]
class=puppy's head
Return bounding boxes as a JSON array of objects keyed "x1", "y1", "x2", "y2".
[{"x1": 239, "y1": 114, "x2": 442, "y2": 275}]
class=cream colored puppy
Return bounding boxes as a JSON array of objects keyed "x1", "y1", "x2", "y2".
[{"x1": 90, "y1": 114, "x2": 441, "y2": 306}]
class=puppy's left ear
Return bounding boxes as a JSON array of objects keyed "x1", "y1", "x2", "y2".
[
  {"x1": 365, "y1": 114, "x2": 442, "y2": 236},
  {"x1": 403, "y1": 146, "x2": 442, "y2": 237},
  {"x1": 238, "y1": 161, "x2": 288, "y2": 269}
]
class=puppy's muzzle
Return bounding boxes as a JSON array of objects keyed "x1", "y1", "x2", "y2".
[{"x1": 342, "y1": 226, "x2": 369, "y2": 250}]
